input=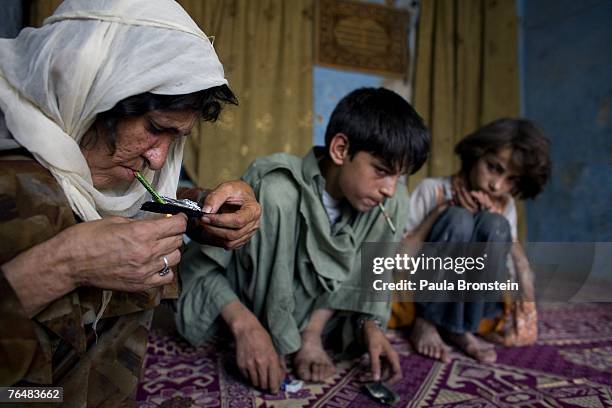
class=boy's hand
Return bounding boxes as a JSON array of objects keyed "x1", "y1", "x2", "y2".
[
  {"x1": 234, "y1": 320, "x2": 285, "y2": 393},
  {"x1": 362, "y1": 321, "x2": 402, "y2": 384},
  {"x1": 222, "y1": 301, "x2": 285, "y2": 393}
]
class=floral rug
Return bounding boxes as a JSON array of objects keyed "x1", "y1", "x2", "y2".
[{"x1": 136, "y1": 303, "x2": 612, "y2": 407}]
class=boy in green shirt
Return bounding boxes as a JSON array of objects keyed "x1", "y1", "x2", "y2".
[{"x1": 176, "y1": 87, "x2": 430, "y2": 393}]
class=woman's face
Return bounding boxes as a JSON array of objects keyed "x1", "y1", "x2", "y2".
[
  {"x1": 468, "y1": 147, "x2": 519, "y2": 198},
  {"x1": 81, "y1": 110, "x2": 197, "y2": 189}
]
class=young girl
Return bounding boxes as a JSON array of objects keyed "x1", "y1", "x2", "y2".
[{"x1": 401, "y1": 118, "x2": 551, "y2": 363}]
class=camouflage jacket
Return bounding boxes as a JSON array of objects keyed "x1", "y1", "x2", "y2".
[{"x1": 0, "y1": 152, "x2": 178, "y2": 407}]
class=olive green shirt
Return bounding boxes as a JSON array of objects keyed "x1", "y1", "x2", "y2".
[{"x1": 177, "y1": 147, "x2": 408, "y2": 355}]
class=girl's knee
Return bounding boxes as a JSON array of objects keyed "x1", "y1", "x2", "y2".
[
  {"x1": 445, "y1": 207, "x2": 475, "y2": 229},
  {"x1": 432, "y1": 207, "x2": 475, "y2": 241},
  {"x1": 475, "y1": 212, "x2": 511, "y2": 242}
]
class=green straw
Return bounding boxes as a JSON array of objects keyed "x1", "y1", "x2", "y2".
[
  {"x1": 378, "y1": 203, "x2": 396, "y2": 234},
  {"x1": 134, "y1": 171, "x2": 166, "y2": 204}
]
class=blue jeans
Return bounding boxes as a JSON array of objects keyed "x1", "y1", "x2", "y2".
[{"x1": 416, "y1": 206, "x2": 511, "y2": 333}]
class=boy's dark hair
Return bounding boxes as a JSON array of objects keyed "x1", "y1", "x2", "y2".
[
  {"x1": 324, "y1": 87, "x2": 429, "y2": 174},
  {"x1": 92, "y1": 84, "x2": 237, "y2": 148},
  {"x1": 455, "y1": 118, "x2": 551, "y2": 199}
]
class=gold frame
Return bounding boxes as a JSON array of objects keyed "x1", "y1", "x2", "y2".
[{"x1": 315, "y1": 0, "x2": 410, "y2": 77}]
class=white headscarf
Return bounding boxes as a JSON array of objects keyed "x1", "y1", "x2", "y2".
[{"x1": 0, "y1": 0, "x2": 228, "y2": 221}]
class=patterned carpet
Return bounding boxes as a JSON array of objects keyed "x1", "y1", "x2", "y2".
[{"x1": 136, "y1": 303, "x2": 612, "y2": 407}]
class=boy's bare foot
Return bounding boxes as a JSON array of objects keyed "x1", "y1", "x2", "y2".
[
  {"x1": 409, "y1": 317, "x2": 451, "y2": 363},
  {"x1": 446, "y1": 331, "x2": 497, "y2": 363},
  {"x1": 294, "y1": 332, "x2": 336, "y2": 382}
]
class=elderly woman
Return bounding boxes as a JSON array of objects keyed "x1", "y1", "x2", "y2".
[{"x1": 0, "y1": 0, "x2": 259, "y2": 405}]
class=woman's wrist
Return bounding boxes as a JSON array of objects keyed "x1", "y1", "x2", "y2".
[{"x1": 2, "y1": 229, "x2": 79, "y2": 317}]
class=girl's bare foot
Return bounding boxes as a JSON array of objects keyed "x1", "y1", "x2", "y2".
[
  {"x1": 409, "y1": 317, "x2": 451, "y2": 363},
  {"x1": 294, "y1": 332, "x2": 336, "y2": 382},
  {"x1": 446, "y1": 331, "x2": 497, "y2": 363}
]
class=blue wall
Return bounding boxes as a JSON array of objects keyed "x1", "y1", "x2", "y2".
[
  {"x1": 0, "y1": 0, "x2": 22, "y2": 38},
  {"x1": 313, "y1": 66, "x2": 384, "y2": 146},
  {"x1": 519, "y1": 0, "x2": 612, "y2": 242},
  {"x1": 312, "y1": 0, "x2": 390, "y2": 146}
]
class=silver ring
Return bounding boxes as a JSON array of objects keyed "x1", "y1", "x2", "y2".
[{"x1": 159, "y1": 256, "x2": 170, "y2": 276}]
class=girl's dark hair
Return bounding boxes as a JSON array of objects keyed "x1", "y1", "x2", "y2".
[
  {"x1": 324, "y1": 87, "x2": 430, "y2": 175},
  {"x1": 93, "y1": 84, "x2": 237, "y2": 147},
  {"x1": 455, "y1": 118, "x2": 551, "y2": 199}
]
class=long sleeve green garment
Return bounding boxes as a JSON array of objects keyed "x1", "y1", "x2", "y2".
[{"x1": 176, "y1": 147, "x2": 409, "y2": 355}]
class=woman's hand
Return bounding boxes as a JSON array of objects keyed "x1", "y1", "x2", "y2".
[
  {"x1": 66, "y1": 214, "x2": 187, "y2": 290},
  {"x1": 182, "y1": 181, "x2": 261, "y2": 250},
  {"x1": 3, "y1": 214, "x2": 187, "y2": 316}
]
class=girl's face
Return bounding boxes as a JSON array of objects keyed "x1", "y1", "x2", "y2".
[
  {"x1": 81, "y1": 110, "x2": 197, "y2": 189},
  {"x1": 468, "y1": 147, "x2": 519, "y2": 198}
]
